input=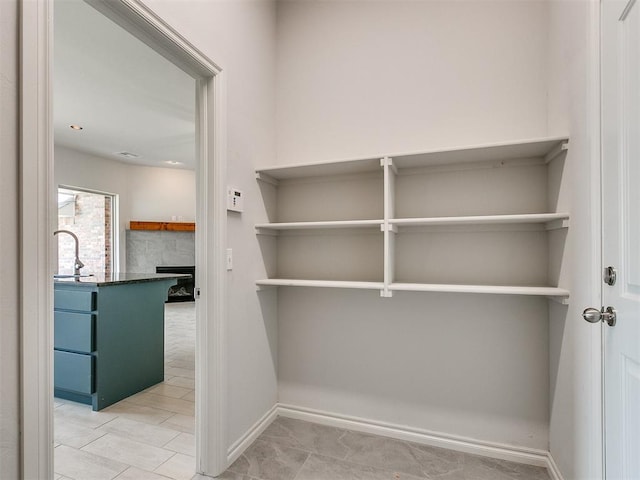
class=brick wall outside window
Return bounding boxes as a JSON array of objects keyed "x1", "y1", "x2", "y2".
[{"x1": 57, "y1": 190, "x2": 112, "y2": 275}]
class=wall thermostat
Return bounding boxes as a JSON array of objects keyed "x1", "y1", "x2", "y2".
[{"x1": 227, "y1": 187, "x2": 243, "y2": 213}]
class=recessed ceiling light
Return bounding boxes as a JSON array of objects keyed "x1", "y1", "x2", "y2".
[
  {"x1": 165, "y1": 161, "x2": 183, "y2": 165},
  {"x1": 116, "y1": 151, "x2": 140, "y2": 159},
  {"x1": 69, "y1": 124, "x2": 83, "y2": 130}
]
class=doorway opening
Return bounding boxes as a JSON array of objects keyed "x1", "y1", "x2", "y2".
[
  {"x1": 52, "y1": 0, "x2": 200, "y2": 476},
  {"x1": 21, "y1": 0, "x2": 228, "y2": 477}
]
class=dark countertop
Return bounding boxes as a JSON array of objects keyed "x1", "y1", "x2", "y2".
[{"x1": 54, "y1": 272, "x2": 191, "y2": 287}]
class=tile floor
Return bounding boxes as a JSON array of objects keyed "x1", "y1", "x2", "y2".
[
  {"x1": 54, "y1": 302, "x2": 197, "y2": 480},
  {"x1": 220, "y1": 416, "x2": 552, "y2": 480},
  {"x1": 55, "y1": 302, "x2": 551, "y2": 480}
]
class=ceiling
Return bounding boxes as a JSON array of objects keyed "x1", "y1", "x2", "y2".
[{"x1": 54, "y1": 0, "x2": 196, "y2": 169}]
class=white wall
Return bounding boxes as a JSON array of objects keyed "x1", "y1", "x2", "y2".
[
  {"x1": 547, "y1": 1, "x2": 602, "y2": 479},
  {"x1": 276, "y1": 0, "x2": 549, "y2": 165},
  {"x1": 279, "y1": 290, "x2": 551, "y2": 448},
  {"x1": 275, "y1": 0, "x2": 553, "y2": 450},
  {"x1": 129, "y1": 166, "x2": 195, "y2": 222},
  {"x1": 55, "y1": 145, "x2": 196, "y2": 272},
  {"x1": 0, "y1": 0, "x2": 20, "y2": 477},
  {"x1": 138, "y1": 0, "x2": 279, "y2": 451}
]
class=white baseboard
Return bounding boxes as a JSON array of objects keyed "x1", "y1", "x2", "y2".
[
  {"x1": 277, "y1": 403, "x2": 550, "y2": 468},
  {"x1": 227, "y1": 403, "x2": 278, "y2": 465},
  {"x1": 227, "y1": 402, "x2": 566, "y2": 479},
  {"x1": 545, "y1": 453, "x2": 566, "y2": 480}
]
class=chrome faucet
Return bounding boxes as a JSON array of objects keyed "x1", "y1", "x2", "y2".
[{"x1": 54, "y1": 230, "x2": 85, "y2": 276}]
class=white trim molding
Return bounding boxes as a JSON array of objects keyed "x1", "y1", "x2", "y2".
[
  {"x1": 194, "y1": 70, "x2": 228, "y2": 476},
  {"x1": 588, "y1": 0, "x2": 604, "y2": 476},
  {"x1": 277, "y1": 404, "x2": 551, "y2": 468},
  {"x1": 20, "y1": 0, "x2": 55, "y2": 477},
  {"x1": 227, "y1": 404, "x2": 279, "y2": 466},
  {"x1": 20, "y1": 0, "x2": 228, "y2": 477},
  {"x1": 546, "y1": 453, "x2": 567, "y2": 480}
]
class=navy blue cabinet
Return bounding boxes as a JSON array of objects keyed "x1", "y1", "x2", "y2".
[
  {"x1": 54, "y1": 311, "x2": 95, "y2": 353},
  {"x1": 54, "y1": 275, "x2": 180, "y2": 410},
  {"x1": 54, "y1": 350, "x2": 94, "y2": 395}
]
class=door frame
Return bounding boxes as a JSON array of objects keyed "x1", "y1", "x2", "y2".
[{"x1": 20, "y1": 0, "x2": 228, "y2": 477}]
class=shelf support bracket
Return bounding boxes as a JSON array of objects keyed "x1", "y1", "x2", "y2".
[
  {"x1": 255, "y1": 228, "x2": 279, "y2": 237},
  {"x1": 545, "y1": 218, "x2": 570, "y2": 231},
  {"x1": 256, "y1": 172, "x2": 279, "y2": 186},
  {"x1": 547, "y1": 295, "x2": 569, "y2": 305},
  {"x1": 380, "y1": 156, "x2": 398, "y2": 175},
  {"x1": 545, "y1": 141, "x2": 569, "y2": 164},
  {"x1": 256, "y1": 284, "x2": 277, "y2": 291}
]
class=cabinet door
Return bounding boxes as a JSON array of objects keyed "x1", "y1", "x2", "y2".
[
  {"x1": 54, "y1": 311, "x2": 95, "y2": 353},
  {"x1": 54, "y1": 350, "x2": 94, "y2": 395}
]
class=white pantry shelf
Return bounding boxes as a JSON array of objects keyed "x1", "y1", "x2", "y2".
[
  {"x1": 388, "y1": 136, "x2": 568, "y2": 169},
  {"x1": 256, "y1": 135, "x2": 569, "y2": 181},
  {"x1": 256, "y1": 219, "x2": 383, "y2": 231},
  {"x1": 256, "y1": 135, "x2": 571, "y2": 302},
  {"x1": 389, "y1": 282, "x2": 570, "y2": 299},
  {"x1": 256, "y1": 157, "x2": 381, "y2": 182},
  {"x1": 256, "y1": 279, "x2": 384, "y2": 290},
  {"x1": 256, "y1": 279, "x2": 569, "y2": 302},
  {"x1": 389, "y1": 213, "x2": 570, "y2": 229}
]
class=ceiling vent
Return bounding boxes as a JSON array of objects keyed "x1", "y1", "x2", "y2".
[{"x1": 116, "y1": 151, "x2": 140, "y2": 159}]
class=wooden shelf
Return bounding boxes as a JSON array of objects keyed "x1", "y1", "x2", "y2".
[
  {"x1": 130, "y1": 221, "x2": 195, "y2": 232},
  {"x1": 389, "y1": 213, "x2": 570, "y2": 229},
  {"x1": 256, "y1": 279, "x2": 384, "y2": 290},
  {"x1": 256, "y1": 219, "x2": 383, "y2": 231},
  {"x1": 256, "y1": 136, "x2": 569, "y2": 181}
]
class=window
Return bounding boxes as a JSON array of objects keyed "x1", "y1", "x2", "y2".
[{"x1": 57, "y1": 187, "x2": 116, "y2": 275}]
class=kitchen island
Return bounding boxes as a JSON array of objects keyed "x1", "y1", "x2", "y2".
[{"x1": 54, "y1": 273, "x2": 189, "y2": 411}]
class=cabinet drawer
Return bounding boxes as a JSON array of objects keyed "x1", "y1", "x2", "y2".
[
  {"x1": 54, "y1": 289, "x2": 96, "y2": 312},
  {"x1": 54, "y1": 350, "x2": 94, "y2": 395},
  {"x1": 54, "y1": 311, "x2": 95, "y2": 353}
]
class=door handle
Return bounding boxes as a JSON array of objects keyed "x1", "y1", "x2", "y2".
[{"x1": 582, "y1": 306, "x2": 617, "y2": 327}]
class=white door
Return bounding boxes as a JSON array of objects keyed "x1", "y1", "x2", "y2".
[{"x1": 601, "y1": 0, "x2": 640, "y2": 478}]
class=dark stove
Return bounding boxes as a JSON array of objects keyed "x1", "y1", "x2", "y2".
[{"x1": 156, "y1": 265, "x2": 195, "y2": 302}]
